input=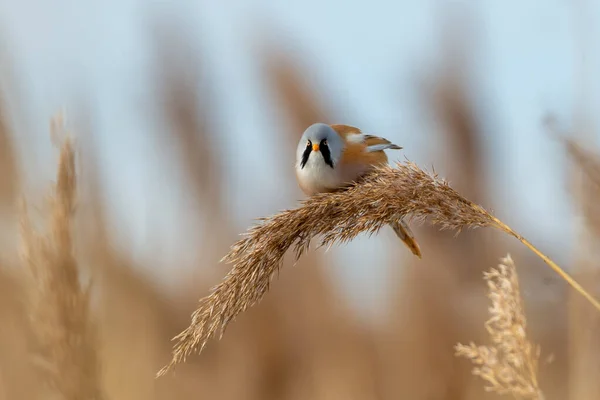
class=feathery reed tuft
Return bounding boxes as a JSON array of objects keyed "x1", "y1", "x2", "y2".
[
  {"x1": 158, "y1": 160, "x2": 600, "y2": 376},
  {"x1": 455, "y1": 254, "x2": 543, "y2": 399},
  {"x1": 20, "y1": 124, "x2": 103, "y2": 400}
]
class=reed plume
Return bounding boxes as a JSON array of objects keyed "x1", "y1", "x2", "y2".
[
  {"x1": 455, "y1": 254, "x2": 543, "y2": 399},
  {"x1": 157, "y1": 159, "x2": 600, "y2": 376},
  {"x1": 20, "y1": 125, "x2": 103, "y2": 400}
]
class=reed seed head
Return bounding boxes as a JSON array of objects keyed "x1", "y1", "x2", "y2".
[
  {"x1": 455, "y1": 254, "x2": 543, "y2": 399},
  {"x1": 158, "y1": 160, "x2": 497, "y2": 375}
]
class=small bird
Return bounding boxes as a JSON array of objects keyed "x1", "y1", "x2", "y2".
[{"x1": 295, "y1": 122, "x2": 422, "y2": 258}]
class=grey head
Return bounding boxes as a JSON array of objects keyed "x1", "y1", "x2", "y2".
[{"x1": 296, "y1": 123, "x2": 345, "y2": 170}]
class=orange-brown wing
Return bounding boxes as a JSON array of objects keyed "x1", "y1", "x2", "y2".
[
  {"x1": 330, "y1": 124, "x2": 400, "y2": 167},
  {"x1": 330, "y1": 124, "x2": 400, "y2": 148},
  {"x1": 330, "y1": 124, "x2": 362, "y2": 138},
  {"x1": 363, "y1": 134, "x2": 395, "y2": 147},
  {"x1": 340, "y1": 141, "x2": 389, "y2": 167}
]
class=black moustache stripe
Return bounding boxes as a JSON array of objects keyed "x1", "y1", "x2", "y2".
[
  {"x1": 300, "y1": 142, "x2": 311, "y2": 169},
  {"x1": 320, "y1": 140, "x2": 334, "y2": 168}
]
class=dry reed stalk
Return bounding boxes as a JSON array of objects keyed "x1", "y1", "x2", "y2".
[
  {"x1": 262, "y1": 51, "x2": 387, "y2": 399},
  {"x1": 20, "y1": 126, "x2": 103, "y2": 400},
  {"x1": 421, "y1": 38, "x2": 496, "y2": 283},
  {"x1": 0, "y1": 269, "x2": 38, "y2": 400},
  {"x1": 383, "y1": 257, "x2": 478, "y2": 399},
  {"x1": 0, "y1": 91, "x2": 17, "y2": 215},
  {"x1": 426, "y1": 12, "x2": 483, "y2": 201},
  {"x1": 564, "y1": 139, "x2": 600, "y2": 209},
  {"x1": 265, "y1": 51, "x2": 331, "y2": 131},
  {"x1": 455, "y1": 254, "x2": 543, "y2": 399},
  {"x1": 157, "y1": 160, "x2": 600, "y2": 376},
  {"x1": 77, "y1": 125, "x2": 196, "y2": 400},
  {"x1": 263, "y1": 53, "x2": 385, "y2": 399},
  {"x1": 379, "y1": 30, "x2": 492, "y2": 399},
  {"x1": 564, "y1": 138, "x2": 600, "y2": 399},
  {"x1": 83, "y1": 208, "x2": 166, "y2": 400},
  {"x1": 153, "y1": 25, "x2": 224, "y2": 211}
]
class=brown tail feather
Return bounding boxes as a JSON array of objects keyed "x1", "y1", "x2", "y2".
[{"x1": 390, "y1": 219, "x2": 422, "y2": 259}]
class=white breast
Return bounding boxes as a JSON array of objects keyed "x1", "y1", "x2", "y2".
[{"x1": 295, "y1": 153, "x2": 368, "y2": 195}]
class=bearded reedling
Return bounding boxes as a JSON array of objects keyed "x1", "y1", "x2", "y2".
[{"x1": 295, "y1": 122, "x2": 421, "y2": 258}]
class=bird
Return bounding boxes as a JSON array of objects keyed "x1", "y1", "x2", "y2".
[{"x1": 295, "y1": 122, "x2": 422, "y2": 258}]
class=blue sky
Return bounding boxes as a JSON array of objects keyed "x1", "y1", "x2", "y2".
[{"x1": 0, "y1": 0, "x2": 599, "y2": 314}]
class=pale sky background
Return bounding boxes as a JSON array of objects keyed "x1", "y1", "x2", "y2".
[{"x1": 0, "y1": 0, "x2": 599, "y2": 315}]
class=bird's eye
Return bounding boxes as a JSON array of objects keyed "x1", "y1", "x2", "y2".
[
  {"x1": 321, "y1": 139, "x2": 328, "y2": 146},
  {"x1": 306, "y1": 140, "x2": 311, "y2": 147}
]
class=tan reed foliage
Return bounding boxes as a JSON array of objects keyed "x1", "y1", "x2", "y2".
[
  {"x1": 20, "y1": 127, "x2": 104, "y2": 400},
  {"x1": 158, "y1": 160, "x2": 600, "y2": 376},
  {"x1": 455, "y1": 254, "x2": 543, "y2": 399}
]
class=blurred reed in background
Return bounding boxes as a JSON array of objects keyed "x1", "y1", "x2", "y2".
[{"x1": 0, "y1": 13, "x2": 598, "y2": 400}]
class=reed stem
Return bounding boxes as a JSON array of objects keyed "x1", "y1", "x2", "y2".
[{"x1": 490, "y1": 215, "x2": 600, "y2": 312}]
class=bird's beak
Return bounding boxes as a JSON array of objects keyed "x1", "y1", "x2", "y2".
[{"x1": 312, "y1": 143, "x2": 320, "y2": 152}]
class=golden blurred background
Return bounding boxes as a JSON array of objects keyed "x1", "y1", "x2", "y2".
[{"x1": 0, "y1": 2, "x2": 599, "y2": 399}]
